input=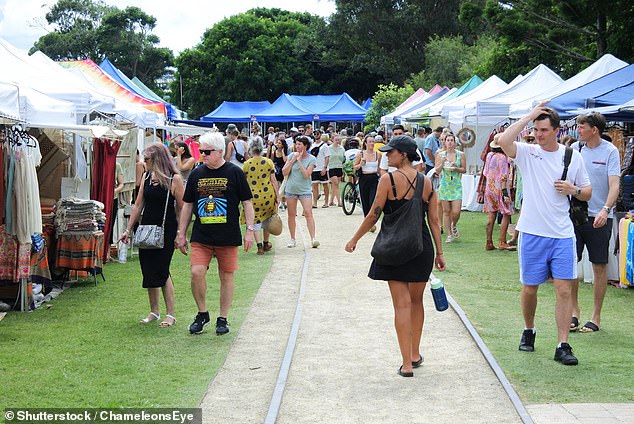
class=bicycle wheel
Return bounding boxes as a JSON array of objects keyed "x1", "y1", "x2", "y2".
[{"x1": 342, "y1": 182, "x2": 357, "y2": 215}]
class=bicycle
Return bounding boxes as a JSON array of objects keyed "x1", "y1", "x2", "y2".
[{"x1": 341, "y1": 178, "x2": 360, "y2": 215}]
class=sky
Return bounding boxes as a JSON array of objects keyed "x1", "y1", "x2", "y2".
[{"x1": 0, "y1": 0, "x2": 337, "y2": 54}]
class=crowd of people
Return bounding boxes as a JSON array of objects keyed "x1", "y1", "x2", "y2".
[{"x1": 115, "y1": 109, "x2": 619, "y2": 375}]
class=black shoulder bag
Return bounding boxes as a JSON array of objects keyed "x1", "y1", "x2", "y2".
[
  {"x1": 232, "y1": 141, "x2": 246, "y2": 163},
  {"x1": 371, "y1": 172, "x2": 425, "y2": 266},
  {"x1": 562, "y1": 146, "x2": 588, "y2": 227}
]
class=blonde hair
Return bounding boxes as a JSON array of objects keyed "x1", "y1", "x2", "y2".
[{"x1": 143, "y1": 142, "x2": 178, "y2": 190}]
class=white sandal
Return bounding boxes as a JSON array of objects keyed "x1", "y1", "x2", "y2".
[
  {"x1": 159, "y1": 314, "x2": 176, "y2": 327},
  {"x1": 140, "y1": 312, "x2": 160, "y2": 324}
]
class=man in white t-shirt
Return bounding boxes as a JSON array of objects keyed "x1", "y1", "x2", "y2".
[
  {"x1": 309, "y1": 129, "x2": 331, "y2": 208},
  {"x1": 379, "y1": 147, "x2": 425, "y2": 174},
  {"x1": 498, "y1": 102, "x2": 591, "y2": 366}
]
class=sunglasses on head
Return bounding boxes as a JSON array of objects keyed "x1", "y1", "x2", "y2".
[{"x1": 199, "y1": 149, "x2": 219, "y2": 155}]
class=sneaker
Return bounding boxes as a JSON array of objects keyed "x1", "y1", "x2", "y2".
[
  {"x1": 446, "y1": 235, "x2": 453, "y2": 244},
  {"x1": 189, "y1": 312, "x2": 210, "y2": 335},
  {"x1": 554, "y1": 342, "x2": 578, "y2": 365},
  {"x1": 452, "y1": 226, "x2": 460, "y2": 238},
  {"x1": 279, "y1": 203, "x2": 287, "y2": 211},
  {"x1": 518, "y1": 329, "x2": 535, "y2": 352},
  {"x1": 287, "y1": 239, "x2": 296, "y2": 248},
  {"x1": 312, "y1": 239, "x2": 320, "y2": 248},
  {"x1": 215, "y1": 316, "x2": 229, "y2": 335}
]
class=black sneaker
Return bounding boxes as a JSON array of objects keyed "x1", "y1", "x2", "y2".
[
  {"x1": 554, "y1": 342, "x2": 578, "y2": 365},
  {"x1": 189, "y1": 312, "x2": 210, "y2": 334},
  {"x1": 518, "y1": 329, "x2": 535, "y2": 352},
  {"x1": 216, "y1": 316, "x2": 229, "y2": 335}
]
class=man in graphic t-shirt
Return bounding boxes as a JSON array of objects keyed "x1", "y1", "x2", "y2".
[
  {"x1": 498, "y1": 102, "x2": 591, "y2": 366},
  {"x1": 176, "y1": 131, "x2": 255, "y2": 336}
]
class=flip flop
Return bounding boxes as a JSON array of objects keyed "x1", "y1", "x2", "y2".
[
  {"x1": 579, "y1": 321, "x2": 600, "y2": 333},
  {"x1": 397, "y1": 366, "x2": 413, "y2": 377},
  {"x1": 569, "y1": 316, "x2": 579, "y2": 332}
]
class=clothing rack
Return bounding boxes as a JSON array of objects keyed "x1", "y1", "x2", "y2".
[{"x1": 2, "y1": 125, "x2": 37, "y2": 148}]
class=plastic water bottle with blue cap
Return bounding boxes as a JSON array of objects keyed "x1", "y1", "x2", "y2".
[{"x1": 431, "y1": 278, "x2": 448, "y2": 311}]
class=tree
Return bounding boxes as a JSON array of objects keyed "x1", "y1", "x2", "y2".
[
  {"x1": 466, "y1": 0, "x2": 634, "y2": 79},
  {"x1": 364, "y1": 83, "x2": 414, "y2": 131},
  {"x1": 174, "y1": 8, "x2": 331, "y2": 119},
  {"x1": 323, "y1": 0, "x2": 464, "y2": 99},
  {"x1": 31, "y1": 0, "x2": 173, "y2": 93}
]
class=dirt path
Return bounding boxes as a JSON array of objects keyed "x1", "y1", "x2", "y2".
[{"x1": 200, "y1": 205, "x2": 521, "y2": 423}]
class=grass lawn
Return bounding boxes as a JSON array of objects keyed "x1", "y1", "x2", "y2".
[
  {"x1": 442, "y1": 212, "x2": 634, "y2": 403},
  {"x1": 0, "y1": 238, "x2": 272, "y2": 409}
]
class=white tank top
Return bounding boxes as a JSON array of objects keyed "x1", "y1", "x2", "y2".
[{"x1": 361, "y1": 152, "x2": 379, "y2": 173}]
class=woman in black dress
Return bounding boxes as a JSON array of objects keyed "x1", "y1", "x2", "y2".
[
  {"x1": 119, "y1": 142, "x2": 185, "y2": 327},
  {"x1": 345, "y1": 135, "x2": 445, "y2": 377}
]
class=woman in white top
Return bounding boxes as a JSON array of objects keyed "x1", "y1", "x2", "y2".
[
  {"x1": 225, "y1": 134, "x2": 250, "y2": 167},
  {"x1": 328, "y1": 134, "x2": 346, "y2": 207},
  {"x1": 354, "y1": 135, "x2": 382, "y2": 220}
]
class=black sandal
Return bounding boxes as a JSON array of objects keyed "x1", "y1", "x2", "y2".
[
  {"x1": 397, "y1": 366, "x2": 413, "y2": 377},
  {"x1": 569, "y1": 316, "x2": 579, "y2": 332}
]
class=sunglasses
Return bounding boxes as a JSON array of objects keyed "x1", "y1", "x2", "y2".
[{"x1": 199, "y1": 149, "x2": 219, "y2": 155}]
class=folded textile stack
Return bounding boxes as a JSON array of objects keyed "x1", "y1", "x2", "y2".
[{"x1": 54, "y1": 198, "x2": 105, "y2": 235}]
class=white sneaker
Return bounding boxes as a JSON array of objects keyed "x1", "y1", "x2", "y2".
[
  {"x1": 446, "y1": 235, "x2": 453, "y2": 244},
  {"x1": 311, "y1": 239, "x2": 320, "y2": 248},
  {"x1": 287, "y1": 240, "x2": 296, "y2": 248}
]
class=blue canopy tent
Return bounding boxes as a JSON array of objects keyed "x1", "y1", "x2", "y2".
[
  {"x1": 362, "y1": 98, "x2": 372, "y2": 110},
  {"x1": 547, "y1": 63, "x2": 634, "y2": 118},
  {"x1": 254, "y1": 93, "x2": 367, "y2": 122},
  {"x1": 99, "y1": 58, "x2": 178, "y2": 120},
  {"x1": 200, "y1": 100, "x2": 272, "y2": 123}
]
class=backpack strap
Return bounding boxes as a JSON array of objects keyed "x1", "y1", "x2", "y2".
[{"x1": 562, "y1": 146, "x2": 573, "y2": 181}]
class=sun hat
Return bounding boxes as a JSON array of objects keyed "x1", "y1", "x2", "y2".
[{"x1": 490, "y1": 133, "x2": 502, "y2": 149}]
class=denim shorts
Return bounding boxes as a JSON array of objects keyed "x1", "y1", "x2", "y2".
[
  {"x1": 518, "y1": 233, "x2": 577, "y2": 285},
  {"x1": 285, "y1": 192, "x2": 312, "y2": 199}
]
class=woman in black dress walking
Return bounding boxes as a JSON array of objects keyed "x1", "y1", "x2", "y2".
[
  {"x1": 345, "y1": 136, "x2": 445, "y2": 377},
  {"x1": 119, "y1": 143, "x2": 185, "y2": 327}
]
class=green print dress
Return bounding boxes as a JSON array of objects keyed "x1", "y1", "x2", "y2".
[{"x1": 437, "y1": 150, "x2": 463, "y2": 201}]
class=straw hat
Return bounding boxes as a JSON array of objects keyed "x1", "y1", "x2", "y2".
[{"x1": 489, "y1": 133, "x2": 502, "y2": 149}]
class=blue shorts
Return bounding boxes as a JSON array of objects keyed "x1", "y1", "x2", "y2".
[{"x1": 518, "y1": 233, "x2": 577, "y2": 285}]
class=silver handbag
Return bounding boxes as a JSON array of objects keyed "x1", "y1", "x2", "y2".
[{"x1": 134, "y1": 177, "x2": 171, "y2": 250}]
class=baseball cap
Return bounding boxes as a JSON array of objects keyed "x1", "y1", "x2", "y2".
[
  {"x1": 226, "y1": 124, "x2": 237, "y2": 132},
  {"x1": 290, "y1": 127, "x2": 299, "y2": 133},
  {"x1": 378, "y1": 135, "x2": 417, "y2": 155}
]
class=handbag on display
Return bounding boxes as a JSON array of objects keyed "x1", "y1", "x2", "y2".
[
  {"x1": 371, "y1": 172, "x2": 425, "y2": 266},
  {"x1": 562, "y1": 146, "x2": 588, "y2": 227},
  {"x1": 134, "y1": 177, "x2": 172, "y2": 250}
]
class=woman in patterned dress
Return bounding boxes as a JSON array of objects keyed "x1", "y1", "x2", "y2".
[
  {"x1": 434, "y1": 133, "x2": 466, "y2": 243},
  {"x1": 483, "y1": 134, "x2": 515, "y2": 251},
  {"x1": 242, "y1": 141, "x2": 279, "y2": 255}
]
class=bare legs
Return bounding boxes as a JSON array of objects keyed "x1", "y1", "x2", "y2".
[
  {"x1": 329, "y1": 176, "x2": 341, "y2": 206},
  {"x1": 571, "y1": 262, "x2": 607, "y2": 327},
  {"x1": 190, "y1": 264, "x2": 234, "y2": 318},
  {"x1": 286, "y1": 197, "x2": 316, "y2": 241},
  {"x1": 388, "y1": 280, "x2": 427, "y2": 374},
  {"x1": 442, "y1": 200, "x2": 462, "y2": 237},
  {"x1": 144, "y1": 276, "x2": 175, "y2": 324},
  {"x1": 521, "y1": 279, "x2": 574, "y2": 343}
]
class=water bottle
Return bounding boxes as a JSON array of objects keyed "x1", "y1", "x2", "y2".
[
  {"x1": 430, "y1": 278, "x2": 448, "y2": 311},
  {"x1": 118, "y1": 241, "x2": 128, "y2": 263}
]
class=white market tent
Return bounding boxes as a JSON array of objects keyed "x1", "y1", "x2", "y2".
[
  {"x1": 381, "y1": 91, "x2": 432, "y2": 125},
  {"x1": 509, "y1": 54, "x2": 629, "y2": 118},
  {"x1": 464, "y1": 64, "x2": 564, "y2": 125},
  {"x1": 0, "y1": 82, "x2": 21, "y2": 122},
  {"x1": 436, "y1": 75, "x2": 508, "y2": 127},
  {"x1": 0, "y1": 39, "x2": 108, "y2": 122},
  {"x1": 402, "y1": 88, "x2": 457, "y2": 122}
]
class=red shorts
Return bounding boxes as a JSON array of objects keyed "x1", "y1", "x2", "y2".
[{"x1": 190, "y1": 242, "x2": 239, "y2": 272}]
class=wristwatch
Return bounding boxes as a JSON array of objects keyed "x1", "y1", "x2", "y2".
[
  {"x1": 602, "y1": 206, "x2": 611, "y2": 214},
  {"x1": 575, "y1": 187, "x2": 581, "y2": 197},
  {"x1": 246, "y1": 225, "x2": 255, "y2": 231}
]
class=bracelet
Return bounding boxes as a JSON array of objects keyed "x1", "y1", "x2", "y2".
[
  {"x1": 124, "y1": 229, "x2": 130, "y2": 234},
  {"x1": 436, "y1": 253, "x2": 444, "y2": 256}
]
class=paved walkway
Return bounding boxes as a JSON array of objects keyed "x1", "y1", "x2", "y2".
[{"x1": 199, "y1": 206, "x2": 633, "y2": 423}]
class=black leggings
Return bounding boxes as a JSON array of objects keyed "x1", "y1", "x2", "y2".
[{"x1": 358, "y1": 173, "x2": 379, "y2": 217}]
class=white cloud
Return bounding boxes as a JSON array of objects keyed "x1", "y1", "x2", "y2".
[{"x1": 0, "y1": 0, "x2": 336, "y2": 54}]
